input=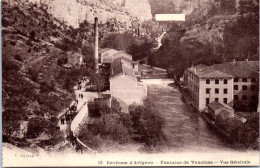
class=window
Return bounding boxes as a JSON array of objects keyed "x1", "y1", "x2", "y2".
[
  {"x1": 206, "y1": 88, "x2": 210, "y2": 94},
  {"x1": 251, "y1": 96, "x2": 256, "y2": 100},
  {"x1": 215, "y1": 98, "x2": 219, "y2": 102},
  {"x1": 206, "y1": 98, "x2": 209, "y2": 105},
  {"x1": 242, "y1": 85, "x2": 247, "y2": 90},
  {"x1": 215, "y1": 88, "x2": 219, "y2": 94},
  {"x1": 251, "y1": 78, "x2": 256, "y2": 82},
  {"x1": 234, "y1": 85, "x2": 238, "y2": 90},
  {"x1": 242, "y1": 78, "x2": 247, "y2": 82},
  {"x1": 224, "y1": 88, "x2": 228, "y2": 94},
  {"x1": 224, "y1": 79, "x2": 227, "y2": 84},
  {"x1": 206, "y1": 79, "x2": 210, "y2": 84},
  {"x1": 234, "y1": 78, "x2": 239, "y2": 82},
  {"x1": 234, "y1": 95, "x2": 239, "y2": 100},
  {"x1": 251, "y1": 85, "x2": 256, "y2": 91},
  {"x1": 242, "y1": 95, "x2": 247, "y2": 100},
  {"x1": 223, "y1": 98, "x2": 227, "y2": 104},
  {"x1": 215, "y1": 79, "x2": 219, "y2": 84}
]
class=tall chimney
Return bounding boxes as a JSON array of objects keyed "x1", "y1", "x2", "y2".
[{"x1": 94, "y1": 17, "x2": 99, "y2": 68}]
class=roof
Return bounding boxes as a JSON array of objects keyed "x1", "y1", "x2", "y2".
[
  {"x1": 138, "y1": 64, "x2": 167, "y2": 74},
  {"x1": 99, "y1": 48, "x2": 118, "y2": 55},
  {"x1": 110, "y1": 58, "x2": 136, "y2": 80},
  {"x1": 207, "y1": 101, "x2": 234, "y2": 111},
  {"x1": 210, "y1": 61, "x2": 259, "y2": 78},
  {"x1": 190, "y1": 65, "x2": 233, "y2": 78},
  {"x1": 113, "y1": 51, "x2": 132, "y2": 60}
]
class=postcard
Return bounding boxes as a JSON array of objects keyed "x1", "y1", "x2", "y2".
[{"x1": 2, "y1": 0, "x2": 259, "y2": 167}]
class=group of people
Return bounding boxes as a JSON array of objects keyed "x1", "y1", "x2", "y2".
[
  {"x1": 60, "y1": 103, "x2": 78, "y2": 125},
  {"x1": 77, "y1": 77, "x2": 88, "y2": 91},
  {"x1": 66, "y1": 131, "x2": 83, "y2": 153},
  {"x1": 79, "y1": 93, "x2": 84, "y2": 99}
]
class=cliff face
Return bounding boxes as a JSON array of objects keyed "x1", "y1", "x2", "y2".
[
  {"x1": 181, "y1": 0, "x2": 258, "y2": 47},
  {"x1": 148, "y1": 0, "x2": 219, "y2": 15},
  {"x1": 9, "y1": 0, "x2": 152, "y2": 28}
]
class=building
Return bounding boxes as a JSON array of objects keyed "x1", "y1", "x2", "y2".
[
  {"x1": 184, "y1": 61, "x2": 259, "y2": 112},
  {"x1": 211, "y1": 61, "x2": 259, "y2": 111},
  {"x1": 98, "y1": 48, "x2": 133, "y2": 64},
  {"x1": 185, "y1": 64, "x2": 234, "y2": 112},
  {"x1": 109, "y1": 58, "x2": 147, "y2": 106},
  {"x1": 137, "y1": 64, "x2": 168, "y2": 79},
  {"x1": 98, "y1": 48, "x2": 119, "y2": 64},
  {"x1": 207, "y1": 101, "x2": 235, "y2": 121}
]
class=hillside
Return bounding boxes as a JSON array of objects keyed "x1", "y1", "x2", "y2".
[
  {"x1": 1, "y1": 0, "x2": 161, "y2": 150},
  {"x1": 148, "y1": 0, "x2": 259, "y2": 78},
  {"x1": 4, "y1": 0, "x2": 152, "y2": 28},
  {"x1": 1, "y1": 1, "x2": 90, "y2": 148}
]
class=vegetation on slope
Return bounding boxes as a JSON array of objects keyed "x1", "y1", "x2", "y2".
[
  {"x1": 2, "y1": 0, "x2": 163, "y2": 150},
  {"x1": 78, "y1": 99, "x2": 166, "y2": 152},
  {"x1": 148, "y1": 0, "x2": 259, "y2": 78},
  {"x1": 1, "y1": 1, "x2": 91, "y2": 147}
]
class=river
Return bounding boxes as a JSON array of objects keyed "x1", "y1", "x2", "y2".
[{"x1": 145, "y1": 79, "x2": 250, "y2": 153}]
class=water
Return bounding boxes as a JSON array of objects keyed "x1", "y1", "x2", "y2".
[{"x1": 146, "y1": 80, "x2": 246, "y2": 153}]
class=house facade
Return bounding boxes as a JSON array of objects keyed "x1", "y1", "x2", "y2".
[
  {"x1": 185, "y1": 64, "x2": 234, "y2": 112},
  {"x1": 184, "y1": 61, "x2": 259, "y2": 112},
  {"x1": 109, "y1": 58, "x2": 147, "y2": 106},
  {"x1": 211, "y1": 61, "x2": 259, "y2": 111}
]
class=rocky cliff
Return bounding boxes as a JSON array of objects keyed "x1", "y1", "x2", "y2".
[{"x1": 5, "y1": 0, "x2": 152, "y2": 28}]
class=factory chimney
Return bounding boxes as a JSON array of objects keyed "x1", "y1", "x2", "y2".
[{"x1": 94, "y1": 17, "x2": 99, "y2": 69}]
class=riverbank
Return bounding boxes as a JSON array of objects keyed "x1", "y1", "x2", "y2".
[{"x1": 173, "y1": 78, "x2": 259, "y2": 150}]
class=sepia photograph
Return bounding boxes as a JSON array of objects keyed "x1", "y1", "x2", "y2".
[{"x1": 1, "y1": 0, "x2": 259, "y2": 167}]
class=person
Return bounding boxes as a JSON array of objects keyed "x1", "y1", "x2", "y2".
[{"x1": 81, "y1": 93, "x2": 83, "y2": 99}]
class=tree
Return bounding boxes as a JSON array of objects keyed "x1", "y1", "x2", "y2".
[
  {"x1": 89, "y1": 71, "x2": 106, "y2": 93},
  {"x1": 26, "y1": 117, "x2": 46, "y2": 138},
  {"x1": 2, "y1": 109, "x2": 25, "y2": 138},
  {"x1": 129, "y1": 99, "x2": 166, "y2": 151}
]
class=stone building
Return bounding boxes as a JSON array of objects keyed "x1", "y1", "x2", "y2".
[
  {"x1": 184, "y1": 64, "x2": 234, "y2": 112},
  {"x1": 211, "y1": 60, "x2": 259, "y2": 111},
  {"x1": 184, "y1": 60, "x2": 259, "y2": 112},
  {"x1": 109, "y1": 58, "x2": 147, "y2": 106}
]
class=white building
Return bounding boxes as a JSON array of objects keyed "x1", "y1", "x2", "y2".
[
  {"x1": 109, "y1": 58, "x2": 147, "y2": 106},
  {"x1": 184, "y1": 64, "x2": 234, "y2": 112}
]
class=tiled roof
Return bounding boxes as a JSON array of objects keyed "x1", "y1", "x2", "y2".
[
  {"x1": 138, "y1": 64, "x2": 167, "y2": 74},
  {"x1": 211, "y1": 61, "x2": 259, "y2": 78},
  {"x1": 207, "y1": 101, "x2": 234, "y2": 111},
  {"x1": 190, "y1": 65, "x2": 233, "y2": 78},
  {"x1": 110, "y1": 58, "x2": 136, "y2": 80}
]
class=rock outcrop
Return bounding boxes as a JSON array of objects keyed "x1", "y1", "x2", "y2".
[{"x1": 8, "y1": 0, "x2": 152, "y2": 28}]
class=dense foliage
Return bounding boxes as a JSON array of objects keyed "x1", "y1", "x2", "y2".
[
  {"x1": 148, "y1": 1, "x2": 259, "y2": 78},
  {"x1": 79, "y1": 99, "x2": 166, "y2": 152},
  {"x1": 1, "y1": 1, "x2": 91, "y2": 147}
]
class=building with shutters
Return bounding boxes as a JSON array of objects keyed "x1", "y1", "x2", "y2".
[{"x1": 184, "y1": 60, "x2": 259, "y2": 112}]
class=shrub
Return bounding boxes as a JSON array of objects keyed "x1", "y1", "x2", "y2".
[
  {"x1": 26, "y1": 117, "x2": 46, "y2": 138},
  {"x1": 14, "y1": 54, "x2": 23, "y2": 62},
  {"x1": 28, "y1": 67, "x2": 39, "y2": 82},
  {"x1": 129, "y1": 99, "x2": 166, "y2": 150}
]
